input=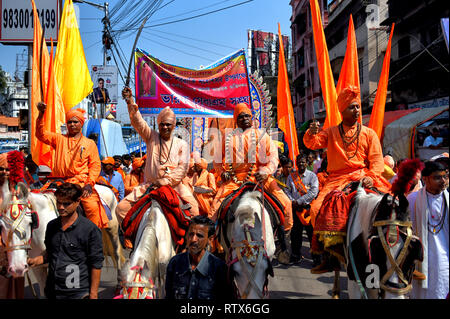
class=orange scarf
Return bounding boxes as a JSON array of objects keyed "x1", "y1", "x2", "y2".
[{"x1": 290, "y1": 171, "x2": 308, "y2": 196}]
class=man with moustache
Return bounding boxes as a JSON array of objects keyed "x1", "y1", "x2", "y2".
[
  {"x1": 27, "y1": 183, "x2": 104, "y2": 299},
  {"x1": 165, "y1": 215, "x2": 232, "y2": 299},
  {"x1": 303, "y1": 85, "x2": 391, "y2": 273}
]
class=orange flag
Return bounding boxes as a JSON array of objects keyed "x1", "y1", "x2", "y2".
[
  {"x1": 368, "y1": 23, "x2": 395, "y2": 140},
  {"x1": 30, "y1": 0, "x2": 65, "y2": 168},
  {"x1": 277, "y1": 23, "x2": 299, "y2": 165},
  {"x1": 335, "y1": 15, "x2": 362, "y2": 123},
  {"x1": 309, "y1": 0, "x2": 341, "y2": 129}
]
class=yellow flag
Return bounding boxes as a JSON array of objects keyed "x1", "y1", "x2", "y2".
[{"x1": 54, "y1": 0, "x2": 93, "y2": 111}]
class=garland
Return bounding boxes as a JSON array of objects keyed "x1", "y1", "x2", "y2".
[
  {"x1": 7, "y1": 150, "x2": 25, "y2": 187},
  {"x1": 225, "y1": 128, "x2": 256, "y2": 185}
]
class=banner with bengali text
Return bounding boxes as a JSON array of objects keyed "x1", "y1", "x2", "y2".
[{"x1": 134, "y1": 48, "x2": 251, "y2": 117}]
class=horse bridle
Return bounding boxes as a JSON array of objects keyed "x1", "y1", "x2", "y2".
[
  {"x1": 0, "y1": 196, "x2": 37, "y2": 252},
  {"x1": 372, "y1": 217, "x2": 413, "y2": 295},
  {"x1": 227, "y1": 224, "x2": 269, "y2": 299},
  {"x1": 117, "y1": 265, "x2": 155, "y2": 299}
]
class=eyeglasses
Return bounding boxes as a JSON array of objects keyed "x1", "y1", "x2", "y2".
[{"x1": 0, "y1": 167, "x2": 10, "y2": 172}]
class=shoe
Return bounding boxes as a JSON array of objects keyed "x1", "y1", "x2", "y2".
[
  {"x1": 413, "y1": 270, "x2": 426, "y2": 281},
  {"x1": 289, "y1": 255, "x2": 304, "y2": 264},
  {"x1": 310, "y1": 259, "x2": 333, "y2": 274},
  {"x1": 277, "y1": 250, "x2": 291, "y2": 265}
]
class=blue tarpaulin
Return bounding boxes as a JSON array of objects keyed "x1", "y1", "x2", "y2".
[{"x1": 83, "y1": 119, "x2": 129, "y2": 159}]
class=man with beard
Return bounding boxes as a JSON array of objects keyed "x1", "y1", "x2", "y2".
[{"x1": 165, "y1": 215, "x2": 232, "y2": 299}]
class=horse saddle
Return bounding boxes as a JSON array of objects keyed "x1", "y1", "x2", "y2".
[{"x1": 122, "y1": 185, "x2": 191, "y2": 248}]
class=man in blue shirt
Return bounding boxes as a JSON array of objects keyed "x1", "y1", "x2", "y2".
[
  {"x1": 286, "y1": 155, "x2": 319, "y2": 264},
  {"x1": 100, "y1": 157, "x2": 125, "y2": 201},
  {"x1": 165, "y1": 215, "x2": 233, "y2": 299}
]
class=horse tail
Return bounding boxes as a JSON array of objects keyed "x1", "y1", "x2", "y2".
[{"x1": 101, "y1": 228, "x2": 118, "y2": 268}]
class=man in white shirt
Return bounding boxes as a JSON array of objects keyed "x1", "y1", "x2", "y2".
[
  {"x1": 423, "y1": 128, "x2": 443, "y2": 149},
  {"x1": 407, "y1": 160, "x2": 449, "y2": 299}
]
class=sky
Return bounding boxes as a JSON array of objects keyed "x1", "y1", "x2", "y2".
[{"x1": 0, "y1": 0, "x2": 293, "y2": 122}]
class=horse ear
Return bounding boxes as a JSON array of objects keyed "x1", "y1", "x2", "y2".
[{"x1": 16, "y1": 182, "x2": 29, "y2": 199}]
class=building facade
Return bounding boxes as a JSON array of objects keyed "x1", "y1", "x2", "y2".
[{"x1": 290, "y1": 0, "x2": 392, "y2": 122}]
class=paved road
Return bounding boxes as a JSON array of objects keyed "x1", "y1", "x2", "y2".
[{"x1": 24, "y1": 233, "x2": 348, "y2": 299}]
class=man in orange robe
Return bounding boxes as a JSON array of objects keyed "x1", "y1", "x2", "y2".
[
  {"x1": 124, "y1": 157, "x2": 145, "y2": 196},
  {"x1": 211, "y1": 103, "x2": 293, "y2": 230},
  {"x1": 116, "y1": 88, "x2": 199, "y2": 221},
  {"x1": 303, "y1": 85, "x2": 391, "y2": 227},
  {"x1": 35, "y1": 102, "x2": 109, "y2": 229},
  {"x1": 192, "y1": 157, "x2": 217, "y2": 217}
]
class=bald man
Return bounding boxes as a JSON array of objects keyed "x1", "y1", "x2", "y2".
[{"x1": 116, "y1": 88, "x2": 199, "y2": 221}]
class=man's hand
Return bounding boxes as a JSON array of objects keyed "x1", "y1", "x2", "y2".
[
  {"x1": 254, "y1": 171, "x2": 268, "y2": 183},
  {"x1": 82, "y1": 184, "x2": 93, "y2": 198},
  {"x1": 27, "y1": 255, "x2": 44, "y2": 268},
  {"x1": 361, "y1": 176, "x2": 374, "y2": 188},
  {"x1": 309, "y1": 120, "x2": 320, "y2": 135},
  {"x1": 122, "y1": 87, "x2": 137, "y2": 108},
  {"x1": 37, "y1": 102, "x2": 47, "y2": 115}
]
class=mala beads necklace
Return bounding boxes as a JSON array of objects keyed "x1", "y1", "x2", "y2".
[
  {"x1": 426, "y1": 193, "x2": 447, "y2": 235},
  {"x1": 338, "y1": 122, "x2": 361, "y2": 160},
  {"x1": 225, "y1": 129, "x2": 256, "y2": 184},
  {"x1": 159, "y1": 135, "x2": 174, "y2": 174}
]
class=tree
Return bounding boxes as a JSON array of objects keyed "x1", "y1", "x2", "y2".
[{"x1": 0, "y1": 65, "x2": 7, "y2": 93}]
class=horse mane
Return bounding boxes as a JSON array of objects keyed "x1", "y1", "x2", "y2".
[{"x1": 391, "y1": 159, "x2": 424, "y2": 196}]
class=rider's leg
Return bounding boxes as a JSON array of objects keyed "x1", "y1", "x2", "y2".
[{"x1": 81, "y1": 190, "x2": 109, "y2": 229}]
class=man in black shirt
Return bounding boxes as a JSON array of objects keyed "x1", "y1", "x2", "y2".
[
  {"x1": 28, "y1": 183, "x2": 104, "y2": 299},
  {"x1": 165, "y1": 215, "x2": 233, "y2": 299}
]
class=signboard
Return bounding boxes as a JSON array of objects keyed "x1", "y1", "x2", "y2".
[
  {"x1": 0, "y1": 0, "x2": 60, "y2": 44},
  {"x1": 91, "y1": 65, "x2": 118, "y2": 104},
  {"x1": 134, "y1": 48, "x2": 251, "y2": 118}
]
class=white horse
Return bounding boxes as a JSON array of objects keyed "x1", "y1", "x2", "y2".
[
  {"x1": 116, "y1": 201, "x2": 175, "y2": 299},
  {"x1": 0, "y1": 181, "x2": 125, "y2": 298},
  {"x1": 220, "y1": 191, "x2": 276, "y2": 299},
  {"x1": 330, "y1": 184, "x2": 423, "y2": 299}
]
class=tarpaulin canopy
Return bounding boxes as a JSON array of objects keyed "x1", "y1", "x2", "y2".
[
  {"x1": 83, "y1": 119, "x2": 128, "y2": 159},
  {"x1": 381, "y1": 106, "x2": 449, "y2": 161}
]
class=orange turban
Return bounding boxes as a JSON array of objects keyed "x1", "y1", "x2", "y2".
[
  {"x1": 66, "y1": 108, "x2": 86, "y2": 125},
  {"x1": 101, "y1": 157, "x2": 115, "y2": 165},
  {"x1": 157, "y1": 106, "x2": 176, "y2": 125},
  {"x1": 132, "y1": 157, "x2": 145, "y2": 170},
  {"x1": 198, "y1": 158, "x2": 208, "y2": 170},
  {"x1": 233, "y1": 103, "x2": 252, "y2": 124},
  {"x1": 383, "y1": 155, "x2": 395, "y2": 169},
  {"x1": 337, "y1": 85, "x2": 360, "y2": 113},
  {"x1": 0, "y1": 153, "x2": 8, "y2": 168}
]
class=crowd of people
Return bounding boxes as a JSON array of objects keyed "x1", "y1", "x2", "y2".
[{"x1": 0, "y1": 84, "x2": 448, "y2": 300}]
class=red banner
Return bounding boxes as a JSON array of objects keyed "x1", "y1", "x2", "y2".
[{"x1": 134, "y1": 49, "x2": 251, "y2": 118}]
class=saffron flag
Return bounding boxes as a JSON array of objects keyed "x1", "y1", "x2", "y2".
[
  {"x1": 335, "y1": 15, "x2": 362, "y2": 123},
  {"x1": 30, "y1": 0, "x2": 65, "y2": 168},
  {"x1": 309, "y1": 0, "x2": 341, "y2": 129},
  {"x1": 368, "y1": 24, "x2": 395, "y2": 140},
  {"x1": 277, "y1": 23, "x2": 299, "y2": 165},
  {"x1": 54, "y1": 0, "x2": 93, "y2": 111},
  {"x1": 134, "y1": 49, "x2": 250, "y2": 117}
]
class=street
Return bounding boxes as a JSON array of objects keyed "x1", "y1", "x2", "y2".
[{"x1": 24, "y1": 233, "x2": 348, "y2": 299}]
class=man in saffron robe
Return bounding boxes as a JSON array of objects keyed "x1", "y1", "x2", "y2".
[
  {"x1": 116, "y1": 88, "x2": 199, "y2": 221},
  {"x1": 210, "y1": 104, "x2": 293, "y2": 263},
  {"x1": 35, "y1": 102, "x2": 109, "y2": 229},
  {"x1": 124, "y1": 157, "x2": 145, "y2": 196},
  {"x1": 192, "y1": 157, "x2": 217, "y2": 217},
  {"x1": 303, "y1": 85, "x2": 391, "y2": 272}
]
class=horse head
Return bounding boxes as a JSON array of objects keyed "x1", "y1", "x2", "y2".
[
  {"x1": 0, "y1": 182, "x2": 38, "y2": 278},
  {"x1": 227, "y1": 190, "x2": 274, "y2": 299},
  {"x1": 368, "y1": 191, "x2": 423, "y2": 298}
]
